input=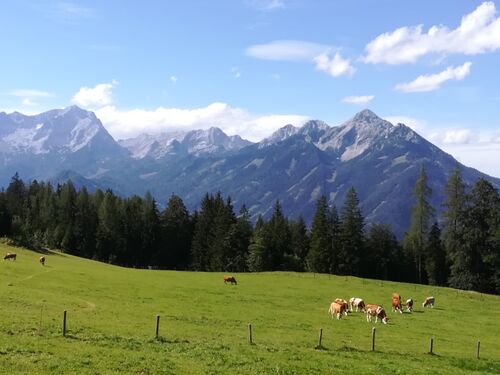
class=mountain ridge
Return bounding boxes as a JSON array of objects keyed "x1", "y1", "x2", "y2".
[{"x1": 1, "y1": 106, "x2": 498, "y2": 236}]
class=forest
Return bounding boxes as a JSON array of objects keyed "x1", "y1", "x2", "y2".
[{"x1": 0, "y1": 167, "x2": 498, "y2": 294}]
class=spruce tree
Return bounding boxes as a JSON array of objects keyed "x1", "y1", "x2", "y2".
[
  {"x1": 442, "y1": 167, "x2": 468, "y2": 288},
  {"x1": 338, "y1": 187, "x2": 364, "y2": 276},
  {"x1": 288, "y1": 216, "x2": 309, "y2": 271},
  {"x1": 425, "y1": 222, "x2": 447, "y2": 285},
  {"x1": 160, "y1": 194, "x2": 192, "y2": 270},
  {"x1": 307, "y1": 196, "x2": 332, "y2": 273},
  {"x1": 404, "y1": 165, "x2": 434, "y2": 283},
  {"x1": 266, "y1": 200, "x2": 290, "y2": 270}
]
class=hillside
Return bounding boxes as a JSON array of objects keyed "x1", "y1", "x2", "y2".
[{"x1": 0, "y1": 242, "x2": 499, "y2": 374}]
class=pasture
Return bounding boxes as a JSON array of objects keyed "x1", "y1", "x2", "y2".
[{"x1": 0, "y1": 242, "x2": 499, "y2": 374}]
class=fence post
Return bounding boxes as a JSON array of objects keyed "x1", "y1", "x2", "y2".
[
  {"x1": 62, "y1": 310, "x2": 67, "y2": 337},
  {"x1": 155, "y1": 315, "x2": 160, "y2": 339},
  {"x1": 429, "y1": 337, "x2": 434, "y2": 354},
  {"x1": 477, "y1": 341, "x2": 480, "y2": 359},
  {"x1": 316, "y1": 328, "x2": 323, "y2": 349},
  {"x1": 248, "y1": 323, "x2": 253, "y2": 344},
  {"x1": 371, "y1": 327, "x2": 376, "y2": 351}
]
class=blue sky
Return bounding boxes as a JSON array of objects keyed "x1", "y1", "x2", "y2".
[{"x1": 1, "y1": 0, "x2": 500, "y2": 176}]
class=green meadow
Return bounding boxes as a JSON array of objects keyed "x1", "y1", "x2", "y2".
[{"x1": 0, "y1": 241, "x2": 499, "y2": 374}]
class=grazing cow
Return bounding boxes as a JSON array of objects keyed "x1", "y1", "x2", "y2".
[
  {"x1": 39, "y1": 256, "x2": 45, "y2": 266},
  {"x1": 406, "y1": 298, "x2": 413, "y2": 312},
  {"x1": 366, "y1": 304, "x2": 388, "y2": 324},
  {"x1": 334, "y1": 298, "x2": 349, "y2": 316},
  {"x1": 223, "y1": 275, "x2": 237, "y2": 285},
  {"x1": 392, "y1": 293, "x2": 403, "y2": 314},
  {"x1": 349, "y1": 297, "x2": 366, "y2": 312},
  {"x1": 422, "y1": 296, "x2": 435, "y2": 308},
  {"x1": 3, "y1": 252, "x2": 16, "y2": 261},
  {"x1": 328, "y1": 302, "x2": 347, "y2": 320}
]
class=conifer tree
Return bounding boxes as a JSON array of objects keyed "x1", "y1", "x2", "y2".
[
  {"x1": 404, "y1": 165, "x2": 434, "y2": 283},
  {"x1": 307, "y1": 196, "x2": 332, "y2": 273},
  {"x1": 160, "y1": 194, "x2": 192, "y2": 269},
  {"x1": 338, "y1": 187, "x2": 364, "y2": 276},
  {"x1": 288, "y1": 216, "x2": 309, "y2": 271},
  {"x1": 425, "y1": 222, "x2": 447, "y2": 285}
]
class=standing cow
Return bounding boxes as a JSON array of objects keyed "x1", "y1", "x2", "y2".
[
  {"x1": 328, "y1": 301, "x2": 347, "y2": 320},
  {"x1": 3, "y1": 252, "x2": 16, "y2": 261},
  {"x1": 349, "y1": 297, "x2": 366, "y2": 312},
  {"x1": 392, "y1": 293, "x2": 403, "y2": 314},
  {"x1": 423, "y1": 296, "x2": 435, "y2": 308},
  {"x1": 334, "y1": 298, "x2": 349, "y2": 316},
  {"x1": 223, "y1": 275, "x2": 237, "y2": 285},
  {"x1": 39, "y1": 256, "x2": 45, "y2": 266},
  {"x1": 406, "y1": 298, "x2": 413, "y2": 312},
  {"x1": 366, "y1": 304, "x2": 388, "y2": 324}
]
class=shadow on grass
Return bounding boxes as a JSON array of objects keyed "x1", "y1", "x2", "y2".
[{"x1": 150, "y1": 336, "x2": 190, "y2": 344}]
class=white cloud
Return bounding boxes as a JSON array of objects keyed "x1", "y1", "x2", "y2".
[
  {"x1": 170, "y1": 76, "x2": 178, "y2": 84},
  {"x1": 429, "y1": 129, "x2": 480, "y2": 145},
  {"x1": 314, "y1": 52, "x2": 356, "y2": 77},
  {"x1": 342, "y1": 95, "x2": 374, "y2": 105},
  {"x1": 245, "y1": 0, "x2": 286, "y2": 11},
  {"x1": 247, "y1": 40, "x2": 355, "y2": 77},
  {"x1": 71, "y1": 82, "x2": 116, "y2": 109},
  {"x1": 7, "y1": 89, "x2": 54, "y2": 108},
  {"x1": 95, "y1": 103, "x2": 309, "y2": 141},
  {"x1": 9, "y1": 89, "x2": 54, "y2": 98},
  {"x1": 246, "y1": 40, "x2": 329, "y2": 61},
  {"x1": 364, "y1": 2, "x2": 500, "y2": 64},
  {"x1": 271, "y1": 73, "x2": 281, "y2": 80},
  {"x1": 395, "y1": 62, "x2": 472, "y2": 92},
  {"x1": 440, "y1": 142, "x2": 500, "y2": 178},
  {"x1": 231, "y1": 67, "x2": 241, "y2": 78}
]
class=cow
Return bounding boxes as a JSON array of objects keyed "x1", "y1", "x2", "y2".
[
  {"x1": 349, "y1": 297, "x2": 366, "y2": 312},
  {"x1": 366, "y1": 304, "x2": 388, "y2": 324},
  {"x1": 39, "y1": 256, "x2": 45, "y2": 266},
  {"x1": 328, "y1": 301, "x2": 347, "y2": 320},
  {"x1": 334, "y1": 298, "x2": 349, "y2": 316},
  {"x1": 392, "y1": 293, "x2": 403, "y2": 314},
  {"x1": 223, "y1": 275, "x2": 237, "y2": 285},
  {"x1": 3, "y1": 252, "x2": 16, "y2": 261},
  {"x1": 422, "y1": 296, "x2": 435, "y2": 308},
  {"x1": 406, "y1": 298, "x2": 413, "y2": 312}
]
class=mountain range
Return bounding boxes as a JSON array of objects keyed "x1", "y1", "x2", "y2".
[{"x1": 1, "y1": 106, "x2": 498, "y2": 237}]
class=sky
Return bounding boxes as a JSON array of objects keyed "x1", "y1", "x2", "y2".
[{"x1": 0, "y1": 0, "x2": 499, "y2": 177}]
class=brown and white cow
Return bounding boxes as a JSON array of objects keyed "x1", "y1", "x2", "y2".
[
  {"x1": 392, "y1": 293, "x2": 403, "y2": 314},
  {"x1": 422, "y1": 296, "x2": 435, "y2": 308},
  {"x1": 39, "y1": 256, "x2": 45, "y2": 266},
  {"x1": 366, "y1": 304, "x2": 388, "y2": 324},
  {"x1": 3, "y1": 252, "x2": 16, "y2": 261},
  {"x1": 223, "y1": 275, "x2": 237, "y2": 285},
  {"x1": 334, "y1": 298, "x2": 349, "y2": 316},
  {"x1": 328, "y1": 301, "x2": 347, "y2": 320},
  {"x1": 406, "y1": 298, "x2": 413, "y2": 312},
  {"x1": 349, "y1": 297, "x2": 366, "y2": 312}
]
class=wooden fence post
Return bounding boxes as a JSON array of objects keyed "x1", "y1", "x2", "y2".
[
  {"x1": 248, "y1": 323, "x2": 253, "y2": 344},
  {"x1": 62, "y1": 310, "x2": 67, "y2": 337},
  {"x1": 477, "y1": 341, "x2": 480, "y2": 359},
  {"x1": 155, "y1": 315, "x2": 160, "y2": 338},
  {"x1": 429, "y1": 337, "x2": 434, "y2": 354},
  {"x1": 316, "y1": 328, "x2": 323, "y2": 349},
  {"x1": 371, "y1": 327, "x2": 376, "y2": 351}
]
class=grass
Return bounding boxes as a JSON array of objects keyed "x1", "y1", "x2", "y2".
[{"x1": 0, "y1": 241, "x2": 499, "y2": 374}]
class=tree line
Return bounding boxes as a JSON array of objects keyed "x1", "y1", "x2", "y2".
[{"x1": 0, "y1": 168, "x2": 498, "y2": 294}]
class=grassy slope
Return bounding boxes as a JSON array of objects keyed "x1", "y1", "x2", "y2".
[{"x1": 0, "y1": 242, "x2": 499, "y2": 374}]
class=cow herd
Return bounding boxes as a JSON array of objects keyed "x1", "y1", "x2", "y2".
[
  {"x1": 329, "y1": 294, "x2": 435, "y2": 324},
  {"x1": 3, "y1": 252, "x2": 45, "y2": 266}
]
